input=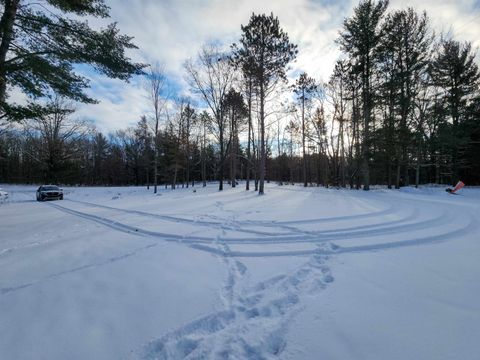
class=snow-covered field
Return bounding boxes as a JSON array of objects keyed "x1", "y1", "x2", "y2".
[{"x1": 1, "y1": 183, "x2": 479, "y2": 360}]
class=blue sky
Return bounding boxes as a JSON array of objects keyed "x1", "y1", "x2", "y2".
[{"x1": 73, "y1": 0, "x2": 480, "y2": 133}]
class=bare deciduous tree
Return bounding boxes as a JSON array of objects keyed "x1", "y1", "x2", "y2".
[
  {"x1": 146, "y1": 63, "x2": 167, "y2": 194},
  {"x1": 185, "y1": 44, "x2": 235, "y2": 191}
]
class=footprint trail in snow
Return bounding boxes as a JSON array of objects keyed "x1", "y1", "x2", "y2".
[{"x1": 137, "y1": 243, "x2": 335, "y2": 360}]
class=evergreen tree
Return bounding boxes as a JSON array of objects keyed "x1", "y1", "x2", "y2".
[
  {"x1": 380, "y1": 8, "x2": 432, "y2": 188},
  {"x1": 232, "y1": 12, "x2": 297, "y2": 194},
  {"x1": 430, "y1": 40, "x2": 480, "y2": 181},
  {"x1": 0, "y1": 0, "x2": 144, "y2": 120},
  {"x1": 338, "y1": 0, "x2": 389, "y2": 190},
  {"x1": 223, "y1": 88, "x2": 247, "y2": 188},
  {"x1": 134, "y1": 116, "x2": 153, "y2": 188},
  {"x1": 293, "y1": 72, "x2": 317, "y2": 187},
  {"x1": 92, "y1": 132, "x2": 109, "y2": 184},
  {"x1": 181, "y1": 104, "x2": 197, "y2": 188}
]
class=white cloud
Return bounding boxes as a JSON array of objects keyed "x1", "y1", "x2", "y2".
[
  {"x1": 75, "y1": 0, "x2": 479, "y2": 132},
  {"x1": 75, "y1": 76, "x2": 150, "y2": 133},
  {"x1": 389, "y1": 0, "x2": 480, "y2": 47}
]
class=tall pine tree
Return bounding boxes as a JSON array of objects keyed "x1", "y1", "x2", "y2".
[
  {"x1": 294, "y1": 72, "x2": 318, "y2": 187},
  {"x1": 430, "y1": 40, "x2": 480, "y2": 182},
  {"x1": 338, "y1": 0, "x2": 389, "y2": 190},
  {"x1": 232, "y1": 13, "x2": 297, "y2": 194}
]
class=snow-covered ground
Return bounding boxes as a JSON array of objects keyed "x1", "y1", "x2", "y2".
[{"x1": 1, "y1": 183, "x2": 479, "y2": 360}]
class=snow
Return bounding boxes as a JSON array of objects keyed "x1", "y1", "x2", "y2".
[
  {"x1": 0, "y1": 188, "x2": 8, "y2": 203},
  {"x1": 0, "y1": 183, "x2": 479, "y2": 359}
]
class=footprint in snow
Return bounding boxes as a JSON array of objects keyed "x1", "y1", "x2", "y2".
[{"x1": 135, "y1": 248, "x2": 335, "y2": 360}]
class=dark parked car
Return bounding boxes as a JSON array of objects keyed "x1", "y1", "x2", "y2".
[{"x1": 36, "y1": 185, "x2": 63, "y2": 201}]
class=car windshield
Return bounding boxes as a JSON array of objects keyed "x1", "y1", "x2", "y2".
[{"x1": 42, "y1": 186, "x2": 59, "y2": 191}]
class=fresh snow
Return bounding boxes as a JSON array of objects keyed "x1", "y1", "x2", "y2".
[
  {"x1": 0, "y1": 183, "x2": 479, "y2": 359},
  {"x1": 0, "y1": 188, "x2": 8, "y2": 204}
]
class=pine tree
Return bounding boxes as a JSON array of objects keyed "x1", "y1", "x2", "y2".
[
  {"x1": 338, "y1": 0, "x2": 389, "y2": 190},
  {"x1": 223, "y1": 88, "x2": 247, "y2": 188},
  {"x1": 181, "y1": 104, "x2": 196, "y2": 188},
  {"x1": 430, "y1": 40, "x2": 480, "y2": 181},
  {"x1": 232, "y1": 13, "x2": 297, "y2": 194},
  {"x1": 92, "y1": 132, "x2": 109, "y2": 184},
  {"x1": 293, "y1": 72, "x2": 317, "y2": 187},
  {"x1": 134, "y1": 116, "x2": 153, "y2": 189},
  {"x1": 0, "y1": 0, "x2": 144, "y2": 120},
  {"x1": 380, "y1": 8, "x2": 432, "y2": 188}
]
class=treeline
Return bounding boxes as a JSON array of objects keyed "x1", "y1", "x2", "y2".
[
  {"x1": 1, "y1": 0, "x2": 479, "y2": 190},
  {"x1": 0, "y1": 100, "x2": 220, "y2": 186},
  {"x1": 333, "y1": 2, "x2": 480, "y2": 188},
  {"x1": 0, "y1": 98, "x2": 306, "y2": 186},
  {"x1": 0, "y1": 97, "x2": 311, "y2": 187}
]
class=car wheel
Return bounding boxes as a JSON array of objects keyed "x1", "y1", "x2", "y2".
[{"x1": 59, "y1": 196, "x2": 63, "y2": 200}]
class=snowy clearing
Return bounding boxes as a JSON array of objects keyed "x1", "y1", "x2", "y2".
[{"x1": 0, "y1": 183, "x2": 479, "y2": 360}]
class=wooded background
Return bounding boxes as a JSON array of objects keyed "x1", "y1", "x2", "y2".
[{"x1": 1, "y1": 1, "x2": 479, "y2": 190}]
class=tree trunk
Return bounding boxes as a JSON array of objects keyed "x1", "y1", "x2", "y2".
[
  {"x1": 153, "y1": 136, "x2": 158, "y2": 193},
  {"x1": 395, "y1": 160, "x2": 401, "y2": 189},
  {"x1": 387, "y1": 161, "x2": 392, "y2": 189},
  {"x1": 185, "y1": 128, "x2": 190, "y2": 189},
  {"x1": 219, "y1": 118, "x2": 224, "y2": 191},
  {"x1": 415, "y1": 160, "x2": 420, "y2": 188},
  {"x1": 246, "y1": 78, "x2": 252, "y2": 191},
  {"x1": 202, "y1": 121, "x2": 207, "y2": 187},
  {"x1": 354, "y1": 95, "x2": 361, "y2": 190},
  {"x1": 230, "y1": 107, "x2": 236, "y2": 188},
  {"x1": 259, "y1": 79, "x2": 266, "y2": 195},
  {"x1": 146, "y1": 167, "x2": 150, "y2": 190},
  {"x1": 362, "y1": 57, "x2": 371, "y2": 191},
  {"x1": 275, "y1": 123, "x2": 280, "y2": 184},
  {"x1": 172, "y1": 164, "x2": 177, "y2": 190},
  {"x1": 302, "y1": 90, "x2": 307, "y2": 187},
  {"x1": 254, "y1": 135, "x2": 259, "y2": 192},
  {"x1": 0, "y1": 0, "x2": 20, "y2": 104}
]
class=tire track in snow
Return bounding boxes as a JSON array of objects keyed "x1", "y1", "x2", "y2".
[
  {"x1": 9, "y1": 192, "x2": 470, "y2": 301},
  {"x1": 66, "y1": 196, "x2": 398, "y2": 231},
  {"x1": 232, "y1": 203, "x2": 395, "y2": 227},
  {"x1": 67, "y1": 199, "x2": 224, "y2": 226},
  {"x1": 65, "y1": 199, "x2": 294, "y2": 237},
  {"x1": 222, "y1": 209, "x2": 449, "y2": 244},
  {"x1": 46, "y1": 202, "x2": 212, "y2": 242},
  {"x1": 190, "y1": 215, "x2": 476, "y2": 258},
  {"x1": 8, "y1": 187, "x2": 474, "y2": 358},
  {"x1": 276, "y1": 207, "x2": 418, "y2": 235},
  {"x1": 46, "y1": 201, "x2": 436, "y2": 248},
  {"x1": 45, "y1": 199, "x2": 466, "y2": 257}
]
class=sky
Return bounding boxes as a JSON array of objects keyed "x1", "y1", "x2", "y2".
[{"x1": 73, "y1": 0, "x2": 480, "y2": 133}]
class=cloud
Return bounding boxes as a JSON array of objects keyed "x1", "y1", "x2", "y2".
[
  {"x1": 389, "y1": 0, "x2": 480, "y2": 47},
  {"x1": 75, "y1": 75, "x2": 150, "y2": 133},
  {"x1": 74, "y1": 0, "x2": 479, "y2": 132}
]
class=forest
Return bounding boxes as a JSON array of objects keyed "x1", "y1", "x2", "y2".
[{"x1": 1, "y1": 0, "x2": 479, "y2": 191}]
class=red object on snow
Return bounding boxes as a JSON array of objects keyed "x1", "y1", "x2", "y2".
[{"x1": 451, "y1": 181, "x2": 465, "y2": 193}]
